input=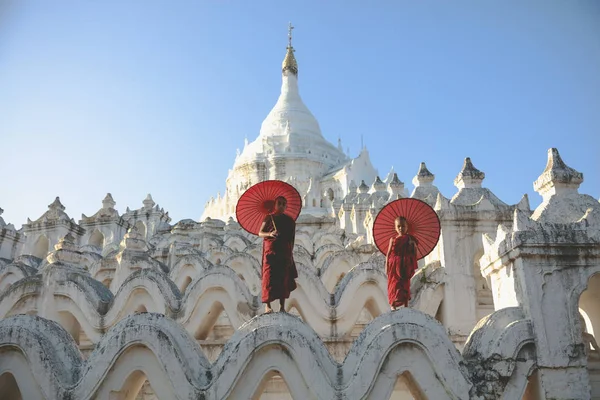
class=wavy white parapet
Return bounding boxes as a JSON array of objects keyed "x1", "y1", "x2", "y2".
[
  {"x1": 0, "y1": 257, "x2": 445, "y2": 343},
  {"x1": 0, "y1": 310, "x2": 480, "y2": 399}
]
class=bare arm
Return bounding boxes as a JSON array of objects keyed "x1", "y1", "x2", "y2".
[
  {"x1": 258, "y1": 216, "x2": 278, "y2": 238},
  {"x1": 385, "y1": 237, "x2": 394, "y2": 266}
]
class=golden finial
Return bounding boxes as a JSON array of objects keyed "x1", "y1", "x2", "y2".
[{"x1": 282, "y1": 22, "x2": 298, "y2": 75}]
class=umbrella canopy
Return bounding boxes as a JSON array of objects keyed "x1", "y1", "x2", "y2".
[
  {"x1": 236, "y1": 180, "x2": 302, "y2": 235},
  {"x1": 372, "y1": 198, "x2": 441, "y2": 259}
]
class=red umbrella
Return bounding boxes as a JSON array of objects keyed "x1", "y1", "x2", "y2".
[
  {"x1": 236, "y1": 180, "x2": 303, "y2": 236},
  {"x1": 373, "y1": 198, "x2": 441, "y2": 259}
]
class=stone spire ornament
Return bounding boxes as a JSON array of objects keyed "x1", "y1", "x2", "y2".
[
  {"x1": 121, "y1": 225, "x2": 148, "y2": 252},
  {"x1": 388, "y1": 173, "x2": 405, "y2": 197},
  {"x1": 55, "y1": 232, "x2": 77, "y2": 251},
  {"x1": 143, "y1": 194, "x2": 155, "y2": 210},
  {"x1": 372, "y1": 176, "x2": 386, "y2": 192},
  {"x1": 46, "y1": 232, "x2": 83, "y2": 266},
  {"x1": 412, "y1": 162, "x2": 435, "y2": 187},
  {"x1": 410, "y1": 162, "x2": 441, "y2": 205},
  {"x1": 49, "y1": 197, "x2": 66, "y2": 212},
  {"x1": 534, "y1": 148, "x2": 583, "y2": 201},
  {"x1": 359, "y1": 180, "x2": 370, "y2": 194},
  {"x1": 102, "y1": 193, "x2": 116, "y2": 210},
  {"x1": 530, "y1": 148, "x2": 597, "y2": 224},
  {"x1": 454, "y1": 157, "x2": 485, "y2": 189}
]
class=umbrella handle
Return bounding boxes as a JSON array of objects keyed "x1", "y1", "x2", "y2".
[{"x1": 270, "y1": 214, "x2": 278, "y2": 232}]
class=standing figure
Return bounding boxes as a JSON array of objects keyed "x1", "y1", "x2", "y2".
[
  {"x1": 386, "y1": 216, "x2": 419, "y2": 310},
  {"x1": 258, "y1": 196, "x2": 298, "y2": 313}
]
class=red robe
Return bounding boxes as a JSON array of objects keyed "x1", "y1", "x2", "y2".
[
  {"x1": 386, "y1": 234, "x2": 418, "y2": 307},
  {"x1": 261, "y1": 213, "x2": 298, "y2": 303}
]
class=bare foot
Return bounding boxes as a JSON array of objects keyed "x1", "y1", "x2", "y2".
[
  {"x1": 390, "y1": 306, "x2": 397, "y2": 311},
  {"x1": 264, "y1": 306, "x2": 273, "y2": 314}
]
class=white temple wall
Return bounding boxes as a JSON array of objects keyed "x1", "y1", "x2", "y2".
[
  {"x1": 483, "y1": 259, "x2": 520, "y2": 311},
  {"x1": 79, "y1": 223, "x2": 128, "y2": 251},
  {"x1": 0, "y1": 229, "x2": 21, "y2": 261},
  {"x1": 23, "y1": 228, "x2": 70, "y2": 258},
  {"x1": 437, "y1": 223, "x2": 482, "y2": 336}
]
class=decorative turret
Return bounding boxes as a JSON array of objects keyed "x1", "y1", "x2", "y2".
[
  {"x1": 530, "y1": 148, "x2": 598, "y2": 224},
  {"x1": 304, "y1": 177, "x2": 322, "y2": 211},
  {"x1": 55, "y1": 232, "x2": 77, "y2": 250},
  {"x1": 111, "y1": 224, "x2": 168, "y2": 291},
  {"x1": 224, "y1": 217, "x2": 241, "y2": 232},
  {"x1": 359, "y1": 180, "x2": 369, "y2": 194},
  {"x1": 49, "y1": 197, "x2": 65, "y2": 211},
  {"x1": 368, "y1": 176, "x2": 390, "y2": 207},
  {"x1": 356, "y1": 180, "x2": 371, "y2": 205},
  {"x1": 450, "y1": 158, "x2": 506, "y2": 208},
  {"x1": 26, "y1": 197, "x2": 70, "y2": 225},
  {"x1": 410, "y1": 162, "x2": 440, "y2": 205},
  {"x1": 22, "y1": 197, "x2": 84, "y2": 258},
  {"x1": 43, "y1": 231, "x2": 102, "y2": 271},
  {"x1": 143, "y1": 194, "x2": 156, "y2": 210},
  {"x1": 533, "y1": 148, "x2": 583, "y2": 201},
  {"x1": 388, "y1": 173, "x2": 405, "y2": 198},
  {"x1": 81, "y1": 193, "x2": 119, "y2": 221},
  {"x1": 80, "y1": 194, "x2": 130, "y2": 253},
  {"x1": 120, "y1": 225, "x2": 148, "y2": 252},
  {"x1": 122, "y1": 194, "x2": 172, "y2": 241},
  {"x1": 371, "y1": 176, "x2": 385, "y2": 193},
  {"x1": 102, "y1": 193, "x2": 116, "y2": 210},
  {"x1": 454, "y1": 157, "x2": 485, "y2": 189},
  {"x1": 412, "y1": 162, "x2": 435, "y2": 186},
  {"x1": 46, "y1": 233, "x2": 83, "y2": 267}
]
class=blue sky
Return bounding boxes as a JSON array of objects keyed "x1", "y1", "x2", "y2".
[{"x1": 1, "y1": 1, "x2": 599, "y2": 226}]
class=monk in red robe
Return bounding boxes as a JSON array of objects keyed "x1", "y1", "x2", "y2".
[
  {"x1": 386, "y1": 216, "x2": 419, "y2": 310},
  {"x1": 258, "y1": 196, "x2": 298, "y2": 313}
]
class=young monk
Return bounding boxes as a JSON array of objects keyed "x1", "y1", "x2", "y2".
[
  {"x1": 258, "y1": 196, "x2": 298, "y2": 313},
  {"x1": 386, "y1": 216, "x2": 419, "y2": 310}
]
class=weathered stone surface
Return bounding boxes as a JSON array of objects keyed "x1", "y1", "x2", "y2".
[{"x1": 0, "y1": 311, "x2": 475, "y2": 399}]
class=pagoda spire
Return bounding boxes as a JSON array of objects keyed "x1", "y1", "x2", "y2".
[{"x1": 282, "y1": 22, "x2": 298, "y2": 75}]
